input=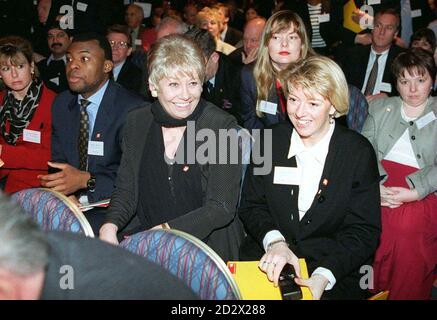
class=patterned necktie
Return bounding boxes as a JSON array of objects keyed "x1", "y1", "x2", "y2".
[
  {"x1": 364, "y1": 54, "x2": 381, "y2": 96},
  {"x1": 78, "y1": 99, "x2": 91, "y2": 171}
]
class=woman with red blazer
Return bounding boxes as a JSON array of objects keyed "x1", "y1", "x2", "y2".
[{"x1": 0, "y1": 36, "x2": 56, "y2": 193}]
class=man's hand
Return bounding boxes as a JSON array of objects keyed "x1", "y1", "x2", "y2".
[
  {"x1": 38, "y1": 161, "x2": 90, "y2": 195},
  {"x1": 295, "y1": 274, "x2": 329, "y2": 300},
  {"x1": 354, "y1": 33, "x2": 372, "y2": 45},
  {"x1": 242, "y1": 48, "x2": 258, "y2": 65}
]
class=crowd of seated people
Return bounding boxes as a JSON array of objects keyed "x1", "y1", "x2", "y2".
[{"x1": 0, "y1": 0, "x2": 436, "y2": 300}]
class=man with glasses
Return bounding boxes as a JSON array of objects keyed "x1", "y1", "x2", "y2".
[
  {"x1": 106, "y1": 24, "x2": 143, "y2": 95},
  {"x1": 36, "y1": 24, "x2": 72, "y2": 93}
]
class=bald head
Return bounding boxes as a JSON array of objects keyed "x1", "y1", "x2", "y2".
[
  {"x1": 243, "y1": 17, "x2": 266, "y2": 55},
  {"x1": 125, "y1": 4, "x2": 144, "y2": 29}
]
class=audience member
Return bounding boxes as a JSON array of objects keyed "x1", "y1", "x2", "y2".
[
  {"x1": 240, "y1": 10, "x2": 314, "y2": 130},
  {"x1": 239, "y1": 55, "x2": 381, "y2": 300},
  {"x1": 107, "y1": 24, "x2": 143, "y2": 95},
  {"x1": 183, "y1": 3, "x2": 199, "y2": 29},
  {"x1": 362, "y1": 49, "x2": 437, "y2": 300},
  {"x1": 214, "y1": 3, "x2": 243, "y2": 46},
  {"x1": 341, "y1": 9, "x2": 405, "y2": 103},
  {"x1": 38, "y1": 32, "x2": 145, "y2": 234},
  {"x1": 100, "y1": 34, "x2": 244, "y2": 262},
  {"x1": 0, "y1": 192, "x2": 198, "y2": 300},
  {"x1": 36, "y1": 24, "x2": 71, "y2": 93},
  {"x1": 229, "y1": 17, "x2": 266, "y2": 66},
  {"x1": 186, "y1": 28, "x2": 242, "y2": 124},
  {"x1": 125, "y1": 3, "x2": 146, "y2": 50},
  {"x1": 0, "y1": 36, "x2": 56, "y2": 193},
  {"x1": 197, "y1": 7, "x2": 237, "y2": 55}
]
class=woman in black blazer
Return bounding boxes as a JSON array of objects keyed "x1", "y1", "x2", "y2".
[
  {"x1": 239, "y1": 56, "x2": 381, "y2": 299},
  {"x1": 99, "y1": 34, "x2": 244, "y2": 262}
]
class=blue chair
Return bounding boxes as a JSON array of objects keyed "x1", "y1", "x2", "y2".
[
  {"x1": 12, "y1": 188, "x2": 94, "y2": 237},
  {"x1": 120, "y1": 229, "x2": 242, "y2": 300}
]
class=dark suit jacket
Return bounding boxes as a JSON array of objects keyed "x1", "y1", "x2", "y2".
[
  {"x1": 239, "y1": 122, "x2": 381, "y2": 299},
  {"x1": 240, "y1": 63, "x2": 288, "y2": 130},
  {"x1": 105, "y1": 100, "x2": 245, "y2": 262},
  {"x1": 341, "y1": 44, "x2": 405, "y2": 96},
  {"x1": 37, "y1": 58, "x2": 69, "y2": 94},
  {"x1": 116, "y1": 58, "x2": 144, "y2": 95},
  {"x1": 41, "y1": 231, "x2": 199, "y2": 299},
  {"x1": 224, "y1": 26, "x2": 243, "y2": 47},
  {"x1": 202, "y1": 53, "x2": 243, "y2": 125},
  {"x1": 51, "y1": 80, "x2": 145, "y2": 202}
]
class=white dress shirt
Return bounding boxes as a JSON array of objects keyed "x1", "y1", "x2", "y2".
[
  {"x1": 361, "y1": 48, "x2": 390, "y2": 95},
  {"x1": 263, "y1": 122, "x2": 337, "y2": 290}
]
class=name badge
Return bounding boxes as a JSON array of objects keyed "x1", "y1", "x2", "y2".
[
  {"x1": 367, "y1": 0, "x2": 381, "y2": 5},
  {"x1": 273, "y1": 167, "x2": 300, "y2": 185},
  {"x1": 88, "y1": 141, "x2": 104, "y2": 156},
  {"x1": 76, "y1": 2, "x2": 88, "y2": 12},
  {"x1": 378, "y1": 82, "x2": 392, "y2": 93},
  {"x1": 411, "y1": 9, "x2": 422, "y2": 18},
  {"x1": 416, "y1": 112, "x2": 436, "y2": 130},
  {"x1": 318, "y1": 13, "x2": 330, "y2": 23},
  {"x1": 135, "y1": 39, "x2": 142, "y2": 46},
  {"x1": 258, "y1": 100, "x2": 277, "y2": 115},
  {"x1": 23, "y1": 129, "x2": 41, "y2": 144}
]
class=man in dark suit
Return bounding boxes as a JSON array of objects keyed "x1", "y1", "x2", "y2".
[
  {"x1": 341, "y1": 8, "x2": 405, "y2": 102},
  {"x1": 125, "y1": 3, "x2": 146, "y2": 50},
  {"x1": 36, "y1": 24, "x2": 71, "y2": 93},
  {"x1": 186, "y1": 28, "x2": 243, "y2": 125},
  {"x1": 0, "y1": 193, "x2": 198, "y2": 300},
  {"x1": 38, "y1": 32, "x2": 145, "y2": 233},
  {"x1": 106, "y1": 24, "x2": 144, "y2": 95},
  {"x1": 215, "y1": 3, "x2": 243, "y2": 46}
]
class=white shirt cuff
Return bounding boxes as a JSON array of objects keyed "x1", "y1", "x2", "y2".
[
  {"x1": 312, "y1": 267, "x2": 336, "y2": 291},
  {"x1": 262, "y1": 230, "x2": 285, "y2": 252}
]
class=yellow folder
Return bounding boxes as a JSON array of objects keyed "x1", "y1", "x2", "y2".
[
  {"x1": 343, "y1": 0, "x2": 364, "y2": 33},
  {"x1": 227, "y1": 259, "x2": 313, "y2": 300}
]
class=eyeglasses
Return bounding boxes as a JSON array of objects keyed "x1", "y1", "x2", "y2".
[{"x1": 109, "y1": 40, "x2": 130, "y2": 48}]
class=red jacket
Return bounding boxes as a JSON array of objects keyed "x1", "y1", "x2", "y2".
[{"x1": 0, "y1": 85, "x2": 56, "y2": 193}]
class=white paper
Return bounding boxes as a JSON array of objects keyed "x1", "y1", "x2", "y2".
[
  {"x1": 134, "y1": 39, "x2": 142, "y2": 46},
  {"x1": 88, "y1": 141, "x2": 104, "y2": 156},
  {"x1": 411, "y1": 9, "x2": 422, "y2": 18},
  {"x1": 23, "y1": 129, "x2": 41, "y2": 144},
  {"x1": 415, "y1": 112, "x2": 436, "y2": 130},
  {"x1": 76, "y1": 2, "x2": 88, "y2": 12},
  {"x1": 367, "y1": 0, "x2": 381, "y2": 5},
  {"x1": 257, "y1": 100, "x2": 277, "y2": 115},
  {"x1": 318, "y1": 14, "x2": 330, "y2": 23},
  {"x1": 378, "y1": 82, "x2": 392, "y2": 93},
  {"x1": 273, "y1": 167, "x2": 300, "y2": 185}
]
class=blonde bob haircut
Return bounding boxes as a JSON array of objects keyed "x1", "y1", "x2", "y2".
[
  {"x1": 254, "y1": 10, "x2": 313, "y2": 114},
  {"x1": 148, "y1": 34, "x2": 206, "y2": 90},
  {"x1": 281, "y1": 55, "x2": 349, "y2": 117}
]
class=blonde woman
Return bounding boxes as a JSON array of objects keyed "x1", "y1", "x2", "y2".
[
  {"x1": 196, "y1": 7, "x2": 236, "y2": 55},
  {"x1": 240, "y1": 10, "x2": 314, "y2": 130},
  {"x1": 239, "y1": 56, "x2": 381, "y2": 299}
]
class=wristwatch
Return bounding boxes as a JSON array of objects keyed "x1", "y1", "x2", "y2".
[{"x1": 87, "y1": 175, "x2": 96, "y2": 192}]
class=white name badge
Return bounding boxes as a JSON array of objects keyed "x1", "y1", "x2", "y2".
[
  {"x1": 318, "y1": 13, "x2": 330, "y2": 23},
  {"x1": 273, "y1": 167, "x2": 300, "y2": 185},
  {"x1": 88, "y1": 141, "x2": 104, "y2": 156},
  {"x1": 367, "y1": 0, "x2": 381, "y2": 5},
  {"x1": 23, "y1": 129, "x2": 41, "y2": 144},
  {"x1": 135, "y1": 39, "x2": 142, "y2": 46},
  {"x1": 416, "y1": 112, "x2": 436, "y2": 130},
  {"x1": 76, "y1": 2, "x2": 88, "y2": 12},
  {"x1": 411, "y1": 9, "x2": 422, "y2": 18},
  {"x1": 379, "y1": 82, "x2": 392, "y2": 93},
  {"x1": 258, "y1": 100, "x2": 277, "y2": 115}
]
